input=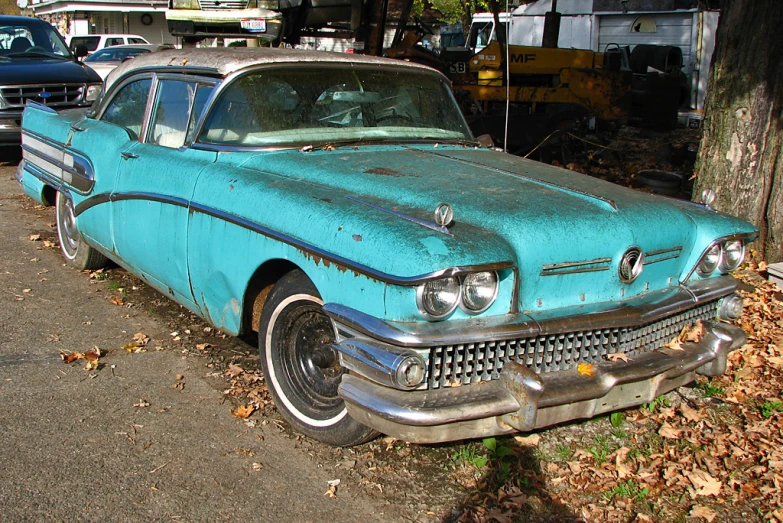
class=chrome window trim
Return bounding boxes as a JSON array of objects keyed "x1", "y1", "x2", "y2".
[
  {"x1": 189, "y1": 62, "x2": 472, "y2": 150},
  {"x1": 94, "y1": 71, "x2": 218, "y2": 146}
]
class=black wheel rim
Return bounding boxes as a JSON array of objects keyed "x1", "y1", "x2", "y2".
[
  {"x1": 57, "y1": 196, "x2": 80, "y2": 259},
  {"x1": 278, "y1": 302, "x2": 344, "y2": 420}
]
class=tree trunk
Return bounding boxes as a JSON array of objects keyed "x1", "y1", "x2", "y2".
[{"x1": 693, "y1": 0, "x2": 783, "y2": 262}]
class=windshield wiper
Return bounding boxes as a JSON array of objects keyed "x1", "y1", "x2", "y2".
[{"x1": 299, "y1": 139, "x2": 370, "y2": 152}]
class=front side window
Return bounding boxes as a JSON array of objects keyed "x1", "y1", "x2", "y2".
[
  {"x1": 199, "y1": 66, "x2": 471, "y2": 147},
  {"x1": 148, "y1": 79, "x2": 214, "y2": 148},
  {"x1": 101, "y1": 78, "x2": 152, "y2": 139}
]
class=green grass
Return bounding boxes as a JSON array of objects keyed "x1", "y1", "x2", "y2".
[
  {"x1": 603, "y1": 479, "x2": 650, "y2": 502},
  {"x1": 761, "y1": 401, "x2": 783, "y2": 418},
  {"x1": 588, "y1": 435, "x2": 613, "y2": 464},
  {"x1": 555, "y1": 444, "x2": 573, "y2": 461},
  {"x1": 642, "y1": 395, "x2": 671, "y2": 413},
  {"x1": 696, "y1": 380, "x2": 725, "y2": 398},
  {"x1": 451, "y1": 443, "x2": 488, "y2": 470}
]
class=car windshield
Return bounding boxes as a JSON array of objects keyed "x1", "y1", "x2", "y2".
[
  {"x1": 85, "y1": 47, "x2": 150, "y2": 62},
  {"x1": 0, "y1": 21, "x2": 71, "y2": 59},
  {"x1": 198, "y1": 65, "x2": 473, "y2": 147}
]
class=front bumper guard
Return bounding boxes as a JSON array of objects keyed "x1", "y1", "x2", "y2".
[{"x1": 337, "y1": 321, "x2": 745, "y2": 444}]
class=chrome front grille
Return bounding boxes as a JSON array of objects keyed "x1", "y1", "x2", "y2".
[
  {"x1": 0, "y1": 84, "x2": 85, "y2": 109},
  {"x1": 196, "y1": 0, "x2": 248, "y2": 9},
  {"x1": 427, "y1": 300, "x2": 720, "y2": 389}
]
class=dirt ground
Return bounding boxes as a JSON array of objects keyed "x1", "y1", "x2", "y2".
[{"x1": 2, "y1": 122, "x2": 781, "y2": 522}]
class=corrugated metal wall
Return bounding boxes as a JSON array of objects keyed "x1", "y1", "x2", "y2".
[{"x1": 597, "y1": 13, "x2": 694, "y2": 74}]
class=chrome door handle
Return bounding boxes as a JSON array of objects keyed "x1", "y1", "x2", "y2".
[
  {"x1": 121, "y1": 152, "x2": 139, "y2": 160},
  {"x1": 70, "y1": 124, "x2": 86, "y2": 132}
]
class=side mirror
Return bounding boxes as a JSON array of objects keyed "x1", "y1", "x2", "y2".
[{"x1": 74, "y1": 44, "x2": 89, "y2": 59}]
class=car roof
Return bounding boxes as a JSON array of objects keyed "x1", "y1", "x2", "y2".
[
  {"x1": 0, "y1": 15, "x2": 49, "y2": 25},
  {"x1": 90, "y1": 44, "x2": 171, "y2": 54},
  {"x1": 69, "y1": 33, "x2": 147, "y2": 39},
  {"x1": 104, "y1": 47, "x2": 439, "y2": 92}
]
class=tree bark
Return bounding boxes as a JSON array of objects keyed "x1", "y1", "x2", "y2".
[{"x1": 693, "y1": 0, "x2": 783, "y2": 262}]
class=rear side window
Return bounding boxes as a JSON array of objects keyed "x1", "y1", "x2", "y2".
[
  {"x1": 101, "y1": 78, "x2": 152, "y2": 139},
  {"x1": 71, "y1": 36, "x2": 99, "y2": 51},
  {"x1": 106, "y1": 38, "x2": 123, "y2": 47},
  {"x1": 129, "y1": 38, "x2": 147, "y2": 44}
]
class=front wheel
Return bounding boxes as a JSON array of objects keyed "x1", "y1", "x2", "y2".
[
  {"x1": 55, "y1": 191, "x2": 108, "y2": 270},
  {"x1": 259, "y1": 270, "x2": 377, "y2": 446}
]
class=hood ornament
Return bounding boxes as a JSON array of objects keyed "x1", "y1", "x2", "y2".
[
  {"x1": 619, "y1": 247, "x2": 644, "y2": 283},
  {"x1": 434, "y1": 203, "x2": 454, "y2": 228}
]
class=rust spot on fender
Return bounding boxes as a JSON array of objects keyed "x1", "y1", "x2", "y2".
[
  {"x1": 352, "y1": 234, "x2": 362, "y2": 242},
  {"x1": 311, "y1": 255, "x2": 331, "y2": 268},
  {"x1": 364, "y1": 167, "x2": 406, "y2": 177}
]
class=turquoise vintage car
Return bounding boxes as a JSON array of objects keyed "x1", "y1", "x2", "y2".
[{"x1": 16, "y1": 48, "x2": 756, "y2": 446}]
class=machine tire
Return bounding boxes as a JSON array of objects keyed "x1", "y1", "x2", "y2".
[
  {"x1": 55, "y1": 191, "x2": 108, "y2": 271},
  {"x1": 259, "y1": 269, "x2": 377, "y2": 446}
]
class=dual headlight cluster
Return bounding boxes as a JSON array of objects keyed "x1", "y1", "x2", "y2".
[
  {"x1": 696, "y1": 239, "x2": 745, "y2": 276},
  {"x1": 416, "y1": 271, "x2": 499, "y2": 320}
]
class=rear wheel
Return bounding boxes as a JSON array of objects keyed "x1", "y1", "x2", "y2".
[
  {"x1": 55, "y1": 191, "x2": 108, "y2": 270},
  {"x1": 259, "y1": 270, "x2": 377, "y2": 446}
]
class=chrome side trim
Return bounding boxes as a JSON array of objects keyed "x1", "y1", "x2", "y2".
[
  {"x1": 20, "y1": 130, "x2": 95, "y2": 193},
  {"x1": 70, "y1": 190, "x2": 512, "y2": 286},
  {"x1": 643, "y1": 246, "x2": 682, "y2": 265},
  {"x1": 541, "y1": 257, "x2": 611, "y2": 276},
  {"x1": 324, "y1": 275, "x2": 738, "y2": 347}
]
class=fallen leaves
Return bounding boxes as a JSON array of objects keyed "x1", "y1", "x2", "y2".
[
  {"x1": 664, "y1": 320, "x2": 706, "y2": 351},
  {"x1": 123, "y1": 332, "x2": 151, "y2": 353},
  {"x1": 59, "y1": 347, "x2": 101, "y2": 370},
  {"x1": 690, "y1": 504, "x2": 717, "y2": 521},
  {"x1": 577, "y1": 362, "x2": 596, "y2": 377},
  {"x1": 324, "y1": 479, "x2": 340, "y2": 498},
  {"x1": 689, "y1": 469, "x2": 722, "y2": 497},
  {"x1": 231, "y1": 404, "x2": 255, "y2": 419},
  {"x1": 606, "y1": 353, "x2": 629, "y2": 363}
]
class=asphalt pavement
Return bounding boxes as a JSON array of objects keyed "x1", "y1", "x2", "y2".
[{"x1": 0, "y1": 157, "x2": 397, "y2": 522}]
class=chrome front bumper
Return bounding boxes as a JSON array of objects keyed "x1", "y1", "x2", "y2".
[{"x1": 337, "y1": 320, "x2": 745, "y2": 443}]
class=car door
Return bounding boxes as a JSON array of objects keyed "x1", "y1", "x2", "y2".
[
  {"x1": 111, "y1": 75, "x2": 216, "y2": 310},
  {"x1": 65, "y1": 76, "x2": 153, "y2": 254}
]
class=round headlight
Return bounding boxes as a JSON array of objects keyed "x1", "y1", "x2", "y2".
[
  {"x1": 418, "y1": 277, "x2": 460, "y2": 319},
  {"x1": 720, "y1": 240, "x2": 745, "y2": 272},
  {"x1": 697, "y1": 243, "x2": 722, "y2": 276},
  {"x1": 461, "y1": 271, "x2": 499, "y2": 313}
]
